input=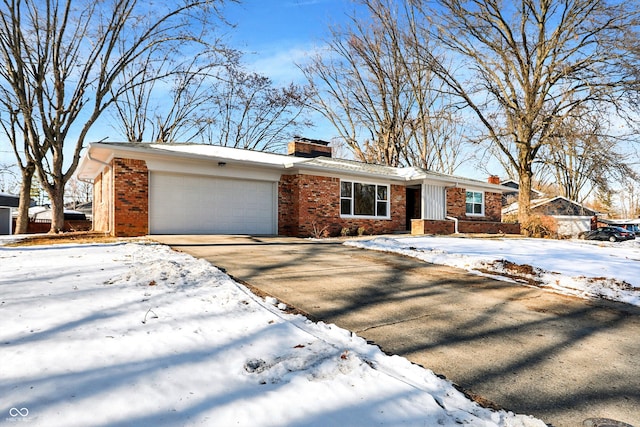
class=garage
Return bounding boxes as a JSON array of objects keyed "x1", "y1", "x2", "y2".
[
  {"x1": 149, "y1": 172, "x2": 277, "y2": 235},
  {"x1": 1, "y1": 192, "x2": 19, "y2": 235}
]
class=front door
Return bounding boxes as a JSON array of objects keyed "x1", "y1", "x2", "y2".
[{"x1": 406, "y1": 187, "x2": 421, "y2": 230}]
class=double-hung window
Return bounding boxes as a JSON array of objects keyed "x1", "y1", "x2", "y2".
[
  {"x1": 465, "y1": 190, "x2": 484, "y2": 216},
  {"x1": 340, "y1": 181, "x2": 389, "y2": 218}
]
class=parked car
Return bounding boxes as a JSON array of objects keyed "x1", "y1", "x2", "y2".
[
  {"x1": 622, "y1": 224, "x2": 640, "y2": 234},
  {"x1": 579, "y1": 226, "x2": 636, "y2": 242}
]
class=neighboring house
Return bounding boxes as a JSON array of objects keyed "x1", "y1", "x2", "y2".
[
  {"x1": 70, "y1": 201, "x2": 93, "y2": 221},
  {"x1": 500, "y1": 179, "x2": 545, "y2": 206},
  {"x1": 0, "y1": 192, "x2": 19, "y2": 235},
  {"x1": 502, "y1": 183, "x2": 598, "y2": 237},
  {"x1": 75, "y1": 139, "x2": 520, "y2": 237},
  {"x1": 29, "y1": 207, "x2": 87, "y2": 221},
  {"x1": 600, "y1": 218, "x2": 640, "y2": 233}
]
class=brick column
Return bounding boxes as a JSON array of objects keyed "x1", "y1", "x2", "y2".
[{"x1": 112, "y1": 158, "x2": 149, "y2": 237}]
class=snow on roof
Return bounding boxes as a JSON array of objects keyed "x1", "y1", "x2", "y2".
[
  {"x1": 147, "y1": 143, "x2": 309, "y2": 167},
  {"x1": 80, "y1": 142, "x2": 513, "y2": 191}
]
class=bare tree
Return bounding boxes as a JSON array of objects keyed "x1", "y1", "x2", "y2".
[
  {"x1": 199, "y1": 63, "x2": 312, "y2": 152},
  {"x1": 0, "y1": 104, "x2": 35, "y2": 233},
  {"x1": 0, "y1": 0, "x2": 229, "y2": 233},
  {"x1": 0, "y1": 159, "x2": 18, "y2": 194},
  {"x1": 412, "y1": 0, "x2": 640, "y2": 233},
  {"x1": 111, "y1": 46, "x2": 238, "y2": 143},
  {"x1": 618, "y1": 179, "x2": 640, "y2": 219},
  {"x1": 65, "y1": 177, "x2": 92, "y2": 208},
  {"x1": 540, "y1": 110, "x2": 637, "y2": 203},
  {"x1": 301, "y1": 0, "x2": 466, "y2": 171},
  {"x1": 111, "y1": 49, "x2": 309, "y2": 152}
]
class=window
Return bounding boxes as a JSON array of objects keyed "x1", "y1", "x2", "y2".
[
  {"x1": 465, "y1": 190, "x2": 484, "y2": 215},
  {"x1": 341, "y1": 181, "x2": 389, "y2": 217}
]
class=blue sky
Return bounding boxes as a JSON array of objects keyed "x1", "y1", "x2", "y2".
[
  {"x1": 0, "y1": 0, "x2": 356, "y2": 173},
  {"x1": 218, "y1": 0, "x2": 363, "y2": 142},
  {"x1": 0, "y1": 1, "x2": 494, "y2": 183},
  {"x1": 223, "y1": 0, "x2": 352, "y2": 83}
]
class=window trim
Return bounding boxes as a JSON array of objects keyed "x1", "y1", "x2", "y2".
[
  {"x1": 465, "y1": 189, "x2": 485, "y2": 217},
  {"x1": 340, "y1": 180, "x2": 391, "y2": 219}
]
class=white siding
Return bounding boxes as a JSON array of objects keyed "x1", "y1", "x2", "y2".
[
  {"x1": 0, "y1": 207, "x2": 11, "y2": 235},
  {"x1": 422, "y1": 184, "x2": 446, "y2": 220},
  {"x1": 555, "y1": 216, "x2": 591, "y2": 237}
]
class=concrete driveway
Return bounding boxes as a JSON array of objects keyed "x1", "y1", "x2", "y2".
[{"x1": 153, "y1": 235, "x2": 640, "y2": 427}]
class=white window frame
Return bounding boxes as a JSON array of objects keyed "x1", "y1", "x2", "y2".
[
  {"x1": 465, "y1": 190, "x2": 485, "y2": 216},
  {"x1": 340, "y1": 180, "x2": 390, "y2": 219}
]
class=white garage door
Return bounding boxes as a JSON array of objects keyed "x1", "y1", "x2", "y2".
[{"x1": 150, "y1": 172, "x2": 277, "y2": 234}]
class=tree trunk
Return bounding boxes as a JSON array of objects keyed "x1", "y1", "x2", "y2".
[
  {"x1": 14, "y1": 163, "x2": 35, "y2": 234},
  {"x1": 517, "y1": 168, "x2": 534, "y2": 236},
  {"x1": 48, "y1": 184, "x2": 65, "y2": 234}
]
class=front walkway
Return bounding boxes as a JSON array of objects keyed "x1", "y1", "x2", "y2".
[{"x1": 153, "y1": 235, "x2": 640, "y2": 427}]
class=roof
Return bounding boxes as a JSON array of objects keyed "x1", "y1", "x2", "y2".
[
  {"x1": 500, "y1": 179, "x2": 544, "y2": 197},
  {"x1": 503, "y1": 196, "x2": 599, "y2": 217},
  {"x1": 76, "y1": 142, "x2": 514, "y2": 193},
  {"x1": 601, "y1": 218, "x2": 640, "y2": 226},
  {"x1": 0, "y1": 192, "x2": 19, "y2": 208}
]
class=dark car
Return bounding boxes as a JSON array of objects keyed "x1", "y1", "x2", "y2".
[{"x1": 579, "y1": 226, "x2": 636, "y2": 242}]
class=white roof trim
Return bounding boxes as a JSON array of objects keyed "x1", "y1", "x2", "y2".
[{"x1": 76, "y1": 142, "x2": 514, "y2": 192}]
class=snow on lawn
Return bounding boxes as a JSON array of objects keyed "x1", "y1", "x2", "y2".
[
  {"x1": 0, "y1": 240, "x2": 545, "y2": 427},
  {"x1": 346, "y1": 236, "x2": 640, "y2": 306}
]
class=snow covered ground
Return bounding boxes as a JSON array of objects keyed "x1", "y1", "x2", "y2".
[
  {"x1": 346, "y1": 236, "x2": 640, "y2": 307},
  {"x1": 0, "y1": 238, "x2": 545, "y2": 426}
]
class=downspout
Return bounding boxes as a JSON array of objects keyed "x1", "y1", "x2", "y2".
[
  {"x1": 446, "y1": 216, "x2": 459, "y2": 234},
  {"x1": 80, "y1": 150, "x2": 112, "y2": 234}
]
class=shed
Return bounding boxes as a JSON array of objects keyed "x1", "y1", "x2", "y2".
[{"x1": 0, "y1": 192, "x2": 20, "y2": 235}]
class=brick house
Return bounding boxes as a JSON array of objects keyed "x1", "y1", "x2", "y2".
[{"x1": 76, "y1": 139, "x2": 520, "y2": 237}]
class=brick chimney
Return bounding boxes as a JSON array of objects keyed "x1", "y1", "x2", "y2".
[
  {"x1": 288, "y1": 136, "x2": 332, "y2": 158},
  {"x1": 488, "y1": 175, "x2": 501, "y2": 185}
]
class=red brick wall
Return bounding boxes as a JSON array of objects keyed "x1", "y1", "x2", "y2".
[
  {"x1": 412, "y1": 219, "x2": 455, "y2": 235},
  {"x1": 278, "y1": 175, "x2": 300, "y2": 236},
  {"x1": 278, "y1": 174, "x2": 407, "y2": 237},
  {"x1": 484, "y1": 192, "x2": 502, "y2": 222},
  {"x1": 458, "y1": 220, "x2": 520, "y2": 234},
  {"x1": 446, "y1": 188, "x2": 502, "y2": 222},
  {"x1": 412, "y1": 219, "x2": 520, "y2": 235},
  {"x1": 112, "y1": 158, "x2": 148, "y2": 237}
]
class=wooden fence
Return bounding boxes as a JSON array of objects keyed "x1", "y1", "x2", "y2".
[{"x1": 12, "y1": 218, "x2": 92, "y2": 234}]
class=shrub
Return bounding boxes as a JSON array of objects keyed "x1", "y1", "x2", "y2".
[{"x1": 522, "y1": 215, "x2": 558, "y2": 238}]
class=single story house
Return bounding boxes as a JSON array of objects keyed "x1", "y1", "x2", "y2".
[
  {"x1": 503, "y1": 192, "x2": 599, "y2": 237},
  {"x1": 75, "y1": 139, "x2": 520, "y2": 237},
  {"x1": 0, "y1": 192, "x2": 19, "y2": 235}
]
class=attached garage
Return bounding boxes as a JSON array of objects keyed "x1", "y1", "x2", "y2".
[{"x1": 149, "y1": 172, "x2": 277, "y2": 235}]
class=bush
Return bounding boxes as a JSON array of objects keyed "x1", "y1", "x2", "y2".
[{"x1": 522, "y1": 215, "x2": 558, "y2": 238}]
